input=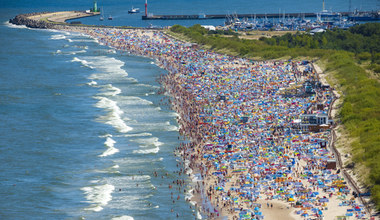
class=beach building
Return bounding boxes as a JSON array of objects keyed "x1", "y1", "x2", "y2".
[{"x1": 298, "y1": 113, "x2": 329, "y2": 132}]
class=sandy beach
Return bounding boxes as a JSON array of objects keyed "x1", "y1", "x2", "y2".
[{"x1": 56, "y1": 25, "x2": 372, "y2": 220}]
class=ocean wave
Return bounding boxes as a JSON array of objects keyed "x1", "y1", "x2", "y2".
[
  {"x1": 5, "y1": 21, "x2": 28, "y2": 29},
  {"x1": 55, "y1": 49, "x2": 87, "y2": 55},
  {"x1": 133, "y1": 146, "x2": 159, "y2": 154},
  {"x1": 132, "y1": 137, "x2": 163, "y2": 148},
  {"x1": 99, "y1": 136, "x2": 119, "y2": 157},
  {"x1": 165, "y1": 121, "x2": 179, "y2": 131},
  {"x1": 122, "y1": 132, "x2": 152, "y2": 137},
  {"x1": 118, "y1": 96, "x2": 153, "y2": 106},
  {"x1": 71, "y1": 57, "x2": 93, "y2": 69},
  {"x1": 185, "y1": 189, "x2": 194, "y2": 201},
  {"x1": 86, "y1": 80, "x2": 98, "y2": 86},
  {"x1": 69, "y1": 49, "x2": 87, "y2": 55},
  {"x1": 138, "y1": 83, "x2": 160, "y2": 89},
  {"x1": 81, "y1": 183, "x2": 115, "y2": 212},
  {"x1": 84, "y1": 56, "x2": 128, "y2": 78},
  {"x1": 50, "y1": 34, "x2": 66, "y2": 40},
  {"x1": 100, "y1": 84, "x2": 122, "y2": 96},
  {"x1": 112, "y1": 216, "x2": 134, "y2": 220},
  {"x1": 197, "y1": 211, "x2": 203, "y2": 219},
  {"x1": 94, "y1": 96, "x2": 133, "y2": 133},
  {"x1": 138, "y1": 121, "x2": 179, "y2": 132},
  {"x1": 69, "y1": 39, "x2": 98, "y2": 43}
]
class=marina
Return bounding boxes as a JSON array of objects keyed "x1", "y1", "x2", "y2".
[
  {"x1": 142, "y1": 12, "x2": 353, "y2": 20},
  {"x1": 141, "y1": 11, "x2": 380, "y2": 21}
]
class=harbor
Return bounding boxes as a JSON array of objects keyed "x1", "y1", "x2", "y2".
[{"x1": 142, "y1": 12, "x2": 354, "y2": 20}]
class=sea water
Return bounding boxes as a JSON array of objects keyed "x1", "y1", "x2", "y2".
[
  {"x1": 0, "y1": 21, "x2": 191, "y2": 219},
  {"x1": 0, "y1": 0, "x2": 378, "y2": 219}
]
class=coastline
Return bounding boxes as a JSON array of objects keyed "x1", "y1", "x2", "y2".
[{"x1": 8, "y1": 13, "x2": 374, "y2": 220}]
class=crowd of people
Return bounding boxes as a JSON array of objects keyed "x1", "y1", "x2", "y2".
[{"x1": 65, "y1": 26, "x2": 370, "y2": 220}]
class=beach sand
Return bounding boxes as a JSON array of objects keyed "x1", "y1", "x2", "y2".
[{"x1": 57, "y1": 26, "x2": 372, "y2": 220}]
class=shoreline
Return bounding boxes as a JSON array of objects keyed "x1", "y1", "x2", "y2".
[
  {"x1": 58, "y1": 26, "x2": 371, "y2": 220},
  {"x1": 8, "y1": 14, "x2": 374, "y2": 219}
]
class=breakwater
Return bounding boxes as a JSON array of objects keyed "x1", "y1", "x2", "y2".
[
  {"x1": 9, "y1": 13, "x2": 55, "y2": 29},
  {"x1": 9, "y1": 11, "x2": 99, "y2": 29}
]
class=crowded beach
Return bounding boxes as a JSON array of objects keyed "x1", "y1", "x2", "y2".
[{"x1": 58, "y1": 25, "x2": 371, "y2": 220}]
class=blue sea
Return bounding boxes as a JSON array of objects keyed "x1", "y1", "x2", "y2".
[{"x1": 0, "y1": 0, "x2": 377, "y2": 219}]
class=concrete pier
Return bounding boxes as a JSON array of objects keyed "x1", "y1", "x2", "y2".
[{"x1": 27, "y1": 11, "x2": 100, "y2": 23}]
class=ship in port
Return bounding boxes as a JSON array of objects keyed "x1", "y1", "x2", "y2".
[{"x1": 348, "y1": 9, "x2": 380, "y2": 21}]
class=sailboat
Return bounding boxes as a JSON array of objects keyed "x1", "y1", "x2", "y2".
[{"x1": 99, "y1": 6, "x2": 104, "y2": 21}]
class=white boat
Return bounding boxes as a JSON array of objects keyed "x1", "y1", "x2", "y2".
[
  {"x1": 128, "y1": 6, "x2": 140, "y2": 14},
  {"x1": 108, "y1": 15, "x2": 113, "y2": 20}
]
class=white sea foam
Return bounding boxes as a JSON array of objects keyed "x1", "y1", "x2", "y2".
[
  {"x1": 112, "y1": 164, "x2": 119, "y2": 169},
  {"x1": 132, "y1": 137, "x2": 163, "y2": 147},
  {"x1": 71, "y1": 57, "x2": 93, "y2": 69},
  {"x1": 197, "y1": 211, "x2": 203, "y2": 219},
  {"x1": 102, "y1": 175, "x2": 154, "y2": 210},
  {"x1": 100, "y1": 84, "x2": 122, "y2": 96},
  {"x1": 5, "y1": 21, "x2": 28, "y2": 29},
  {"x1": 56, "y1": 49, "x2": 86, "y2": 55},
  {"x1": 185, "y1": 189, "x2": 194, "y2": 201},
  {"x1": 67, "y1": 38, "x2": 73, "y2": 42},
  {"x1": 165, "y1": 121, "x2": 179, "y2": 131},
  {"x1": 99, "y1": 137, "x2": 119, "y2": 157},
  {"x1": 131, "y1": 137, "x2": 162, "y2": 154},
  {"x1": 69, "y1": 49, "x2": 87, "y2": 55},
  {"x1": 99, "y1": 134, "x2": 113, "y2": 138},
  {"x1": 112, "y1": 216, "x2": 134, "y2": 220},
  {"x1": 81, "y1": 183, "x2": 115, "y2": 212},
  {"x1": 138, "y1": 83, "x2": 160, "y2": 89},
  {"x1": 84, "y1": 56, "x2": 128, "y2": 79},
  {"x1": 50, "y1": 34, "x2": 66, "y2": 40},
  {"x1": 69, "y1": 39, "x2": 98, "y2": 43},
  {"x1": 87, "y1": 80, "x2": 98, "y2": 86},
  {"x1": 95, "y1": 96, "x2": 133, "y2": 133},
  {"x1": 139, "y1": 121, "x2": 179, "y2": 132},
  {"x1": 169, "y1": 112, "x2": 180, "y2": 117},
  {"x1": 133, "y1": 147, "x2": 159, "y2": 154},
  {"x1": 119, "y1": 96, "x2": 153, "y2": 106},
  {"x1": 122, "y1": 132, "x2": 152, "y2": 137}
]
